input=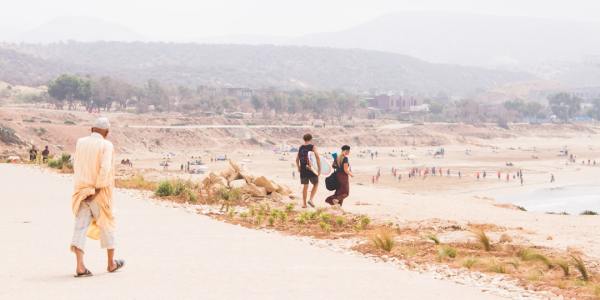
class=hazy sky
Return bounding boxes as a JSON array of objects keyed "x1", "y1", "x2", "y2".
[{"x1": 1, "y1": 0, "x2": 599, "y2": 39}]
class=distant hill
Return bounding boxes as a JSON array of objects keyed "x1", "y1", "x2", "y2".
[
  {"x1": 14, "y1": 16, "x2": 146, "y2": 43},
  {"x1": 290, "y1": 12, "x2": 600, "y2": 67},
  {"x1": 0, "y1": 42, "x2": 534, "y2": 95},
  {"x1": 0, "y1": 48, "x2": 72, "y2": 85}
]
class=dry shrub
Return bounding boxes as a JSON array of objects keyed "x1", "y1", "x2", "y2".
[
  {"x1": 372, "y1": 230, "x2": 395, "y2": 252},
  {"x1": 518, "y1": 248, "x2": 553, "y2": 269},
  {"x1": 473, "y1": 230, "x2": 492, "y2": 251},
  {"x1": 571, "y1": 255, "x2": 589, "y2": 281}
]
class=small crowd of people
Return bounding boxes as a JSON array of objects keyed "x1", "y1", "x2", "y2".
[
  {"x1": 28, "y1": 145, "x2": 50, "y2": 163},
  {"x1": 120, "y1": 159, "x2": 133, "y2": 167},
  {"x1": 365, "y1": 165, "x2": 532, "y2": 186}
]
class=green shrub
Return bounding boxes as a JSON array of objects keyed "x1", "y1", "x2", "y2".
[
  {"x1": 427, "y1": 234, "x2": 441, "y2": 245},
  {"x1": 34, "y1": 127, "x2": 47, "y2": 136},
  {"x1": 580, "y1": 210, "x2": 598, "y2": 215},
  {"x1": 155, "y1": 181, "x2": 174, "y2": 197},
  {"x1": 64, "y1": 120, "x2": 76, "y2": 125},
  {"x1": 183, "y1": 189, "x2": 197, "y2": 203},
  {"x1": 319, "y1": 221, "x2": 331, "y2": 233},
  {"x1": 438, "y1": 246, "x2": 457, "y2": 259},
  {"x1": 268, "y1": 216, "x2": 275, "y2": 226},
  {"x1": 278, "y1": 211, "x2": 288, "y2": 223},
  {"x1": 335, "y1": 216, "x2": 345, "y2": 227},
  {"x1": 320, "y1": 213, "x2": 332, "y2": 224},
  {"x1": 218, "y1": 187, "x2": 242, "y2": 211},
  {"x1": 47, "y1": 159, "x2": 62, "y2": 169},
  {"x1": 296, "y1": 216, "x2": 307, "y2": 224},
  {"x1": 60, "y1": 153, "x2": 71, "y2": 163},
  {"x1": 462, "y1": 257, "x2": 478, "y2": 269},
  {"x1": 356, "y1": 215, "x2": 371, "y2": 230},
  {"x1": 285, "y1": 203, "x2": 294, "y2": 213},
  {"x1": 227, "y1": 208, "x2": 236, "y2": 218}
]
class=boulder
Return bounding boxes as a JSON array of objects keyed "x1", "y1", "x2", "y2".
[
  {"x1": 254, "y1": 176, "x2": 278, "y2": 193},
  {"x1": 203, "y1": 172, "x2": 227, "y2": 188},
  {"x1": 276, "y1": 184, "x2": 292, "y2": 196},
  {"x1": 269, "y1": 191, "x2": 283, "y2": 201},
  {"x1": 229, "y1": 179, "x2": 246, "y2": 189},
  {"x1": 242, "y1": 183, "x2": 267, "y2": 197}
]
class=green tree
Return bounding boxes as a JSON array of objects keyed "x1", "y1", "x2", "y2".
[
  {"x1": 144, "y1": 79, "x2": 169, "y2": 111},
  {"x1": 588, "y1": 98, "x2": 600, "y2": 120},
  {"x1": 429, "y1": 102, "x2": 444, "y2": 114},
  {"x1": 548, "y1": 93, "x2": 581, "y2": 122},
  {"x1": 48, "y1": 74, "x2": 91, "y2": 110}
]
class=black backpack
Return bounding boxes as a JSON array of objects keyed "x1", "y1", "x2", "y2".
[
  {"x1": 325, "y1": 172, "x2": 338, "y2": 191},
  {"x1": 325, "y1": 157, "x2": 340, "y2": 191}
]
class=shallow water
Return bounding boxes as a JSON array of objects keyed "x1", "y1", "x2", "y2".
[{"x1": 498, "y1": 184, "x2": 600, "y2": 215}]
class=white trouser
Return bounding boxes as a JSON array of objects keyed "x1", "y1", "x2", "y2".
[{"x1": 71, "y1": 199, "x2": 115, "y2": 251}]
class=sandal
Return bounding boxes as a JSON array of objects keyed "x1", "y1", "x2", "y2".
[
  {"x1": 108, "y1": 259, "x2": 125, "y2": 273},
  {"x1": 307, "y1": 200, "x2": 315, "y2": 208},
  {"x1": 74, "y1": 268, "x2": 93, "y2": 278}
]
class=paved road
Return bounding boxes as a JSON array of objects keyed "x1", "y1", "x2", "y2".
[{"x1": 0, "y1": 164, "x2": 503, "y2": 299}]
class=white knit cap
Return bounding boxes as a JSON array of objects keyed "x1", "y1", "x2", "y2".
[{"x1": 93, "y1": 117, "x2": 111, "y2": 130}]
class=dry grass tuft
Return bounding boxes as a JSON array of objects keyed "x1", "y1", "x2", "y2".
[
  {"x1": 518, "y1": 248, "x2": 553, "y2": 269},
  {"x1": 116, "y1": 174, "x2": 158, "y2": 191},
  {"x1": 372, "y1": 230, "x2": 395, "y2": 252},
  {"x1": 571, "y1": 255, "x2": 590, "y2": 281},
  {"x1": 426, "y1": 234, "x2": 440, "y2": 245},
  {"x1": 473, "y1": 230, "x2": 492, "y2": 251},
  {"x1": 553, "y1": 259, "x2": 570, "y2": 277},
  {"x1": 487, "y1": 259, "x2": 507, "y2": 274},
  {"x1": 462, "y1": 257, "x2": 478, "y2": 269}
]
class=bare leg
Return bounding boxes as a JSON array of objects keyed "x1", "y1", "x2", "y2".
[
  {"x1": 73, "y1": 247, "x2": 86, "y2": 274},
  {"x1": 309, "y1": 184, "x2": 318, "y2": 204},
  {"x1": 302, "y1": 184, "x2": 308, "y2": 207},
  {"x1": 107, "y1": 249, "x2": 116, "y2": 271}
]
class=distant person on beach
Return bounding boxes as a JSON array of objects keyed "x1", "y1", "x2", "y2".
[
  {"x1": 70, "y1": 117, "x2": 125, "y2": 277},
  {"x1": 296, "y1": 133, "x2": 321, "y2": 208},
  {"x1": 29, "y1": 146, "x2": 37, "y2": 161},
  {"x1": 326, "y1": 145, "x2": 353, "y2": 206},
  {"x1": 42, "y1": 146, "x2": 50, "y2": 162},
  {"x1": 550, "y1": 174, "x2": 555, "y2": 183}
]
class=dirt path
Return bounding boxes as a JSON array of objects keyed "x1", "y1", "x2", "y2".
[{"x1": 0, "y1": 164, "x2": 506, "y2": 300}]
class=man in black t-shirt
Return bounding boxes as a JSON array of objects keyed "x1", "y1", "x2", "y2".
[
  {"x1": 42, "y1": 145, "x2": 50, "y2": 163},
  {"x1": 296, "y1": 133, "x2": 321, "y2": 208}
]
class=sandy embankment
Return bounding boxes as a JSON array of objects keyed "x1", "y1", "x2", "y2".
[{"x1": 0, "y1": 164, "x2": 505, "y2": 300}]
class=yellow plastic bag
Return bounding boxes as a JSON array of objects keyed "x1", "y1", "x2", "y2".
[{"x1": 86, "y1": 221, "x2": 101, "y2": 240}]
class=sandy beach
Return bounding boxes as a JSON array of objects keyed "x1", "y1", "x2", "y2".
[
  {"x1": 3, "y1": 107, "x2": 600, "y2": 298},
  {"x1": 0, "y1": 164, "x2": 511, "y2": 300}
]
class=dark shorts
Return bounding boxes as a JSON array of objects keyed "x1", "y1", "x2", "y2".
[{"x1": 300, "y1": 169, "x2": 318, "y2": 185}]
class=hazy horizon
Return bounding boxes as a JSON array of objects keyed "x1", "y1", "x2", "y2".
[{"x1": 1, "y1": 0, "x2": 600, "y2": 41}]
